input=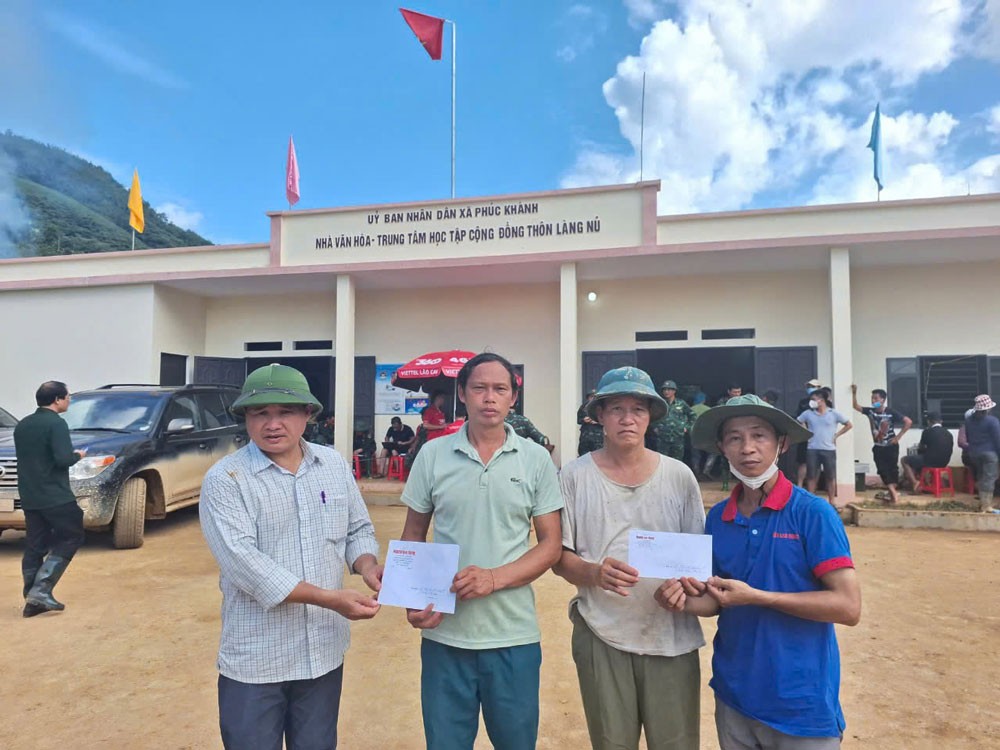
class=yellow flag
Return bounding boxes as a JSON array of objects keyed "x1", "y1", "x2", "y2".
[{"x1": 128, "y1": 169, "x2": 145, "y2": 234}]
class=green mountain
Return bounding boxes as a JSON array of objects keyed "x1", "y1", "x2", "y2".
[{"x1": 0, "y1": 131, "x2": 211, "y2": 256}]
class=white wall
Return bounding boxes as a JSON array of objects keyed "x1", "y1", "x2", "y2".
[
  {"x1": 152, "y1": 286, "x2": 207, "y2": 378},
  {"x1": 355, "y1": 283, "x2": 562, "y2": 460},
  {"x1": 579, "y1": 267, "x2": 831, "y2": 370},
  {"x1": 0, "y1": 285, "x2": 155, "y2": 416},
  {"x1": 204, "y1": 293, "x2": 337, "y2": 357},
  {"x1": 851, "y1": 257, "x2": 1000, "y2": 465}
]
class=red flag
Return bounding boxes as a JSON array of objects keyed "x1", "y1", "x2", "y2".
[
  {"x1": 400, "y1": 8, "x2": 444, "y2": 60},
  {"x1": 286, "y1": 136, "x2": 300, "y2": 206}
]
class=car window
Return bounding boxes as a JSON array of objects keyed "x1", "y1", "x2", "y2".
[
  {"x1": 0, "y1": 407, "x2": 17, "y2": 428},
  {"x1": 197, "y1": 393, "x2": 231, "y2": 429},
  {"x1": 163, "y1": 395, "x2": 201, "y2": 431},
  {"x1": 220, "y1": 390, "x2": 238, "y2": 417},
  {"x1": 63, "y1": 393, "x2": 163, "y2": 432}
]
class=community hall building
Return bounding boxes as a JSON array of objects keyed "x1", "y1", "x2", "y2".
[{"x1": 2, "y1": 182, "x2": 999, "y2": 500}]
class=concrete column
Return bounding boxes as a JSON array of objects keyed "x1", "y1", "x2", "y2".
[
  {"x1": 560, "y1": 262, "x2": 579, "y2": 464},
  {"x1": 829, "y1": 247, "x2": 856, "y2": 503},
  {"x1": 335, "y1": 274, "x2": 356, "y2": 460}
]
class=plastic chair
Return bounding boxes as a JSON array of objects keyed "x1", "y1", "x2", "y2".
[
  {"x1": 964, "y1": 469, "x2": 976, "y2": 494},
  {"x1": 918, "y1": 467, "x2": 955, "y2": 498},
  {"x1": 387, "y1": 455, "x2": 407, "y2": 481},
  {"x1": 353, "y1": 455, "x2": 362, "y2": 480}
]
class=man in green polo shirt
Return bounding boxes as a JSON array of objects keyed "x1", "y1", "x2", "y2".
[
  {"x1": 14, "y1": 381, "x2": 87, "y2": 617},
  {"x1": 401, "y1": 352, "x2": 563, "y2": 750}
]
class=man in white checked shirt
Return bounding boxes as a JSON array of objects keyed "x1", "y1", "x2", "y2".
[{"x1": 201, "y1": 364, "x2": 382, "y2": 750}]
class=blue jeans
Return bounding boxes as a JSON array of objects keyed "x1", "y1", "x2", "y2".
[
  {"x1": 218, "y1": 667, "x2": 343, "y2": 750},
  {"x1": 420, "y1": 638, "x2": 541, "y2": 750}
]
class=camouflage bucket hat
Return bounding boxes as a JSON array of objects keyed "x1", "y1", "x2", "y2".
[
  {"x1": 587, "y1": 366, "x2": 668, "y2": 422},
  {"x1": 691, "y1": 394, "x2": 812, "y2": 451},
  {"x1": 230, "y1": 364, "x2": 323, "y2": 417}
]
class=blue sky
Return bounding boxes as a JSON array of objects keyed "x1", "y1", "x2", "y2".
[{"x1": 1, "y1": 0, "x2": 998, "y2": 246}]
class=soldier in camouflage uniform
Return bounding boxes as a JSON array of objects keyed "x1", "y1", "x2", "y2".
[
  {"x1": 505, "y1": 412, "x2": 555, "y2": 453},
  {"x1": 577, "y1": 390, "x2": 604, "y2": 455},
  {"x1": 306, "y1": 413, "x2": 336, "y2": 446},
  {"x1": 650, "y1": 380, "x2": 694, "y2": 461}
]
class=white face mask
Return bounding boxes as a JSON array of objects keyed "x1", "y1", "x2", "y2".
[
  {"x1": 728, "y1": 439, "x2": 784, "y2": 490},
  {"x1": 808, "y1": 399, "x2": 819, "y2": 410}
]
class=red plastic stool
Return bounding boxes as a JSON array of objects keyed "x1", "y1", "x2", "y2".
[
  {"x1": 919, "y1": 467, "x2": 955, "y2": 498},
  {"x1": 964, "y1": 469, "x2": 976, "y2": 494},
  {"x1": 387, "y1": 455, "x2": 407, "y2": 481},
  {"x1": 353, "y1": 455, "x2": 362, "y2": 480}
]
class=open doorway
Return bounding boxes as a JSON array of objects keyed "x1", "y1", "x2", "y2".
[
  {"x1": 637, "y1": 347, "x2": 756, "y2": 405},
  {"x1": 246, "y1": 356, "x2": 334, "y2": 415}
]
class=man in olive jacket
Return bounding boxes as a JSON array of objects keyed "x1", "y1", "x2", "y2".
[{"x1": 14, "y1": 381, "x2": 86, "y2": 617}]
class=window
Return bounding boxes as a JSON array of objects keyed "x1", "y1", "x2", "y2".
[
  {"x1": 886, "y1": 355, "x2": 990, "y2": 428},
  {"x1": 920, "y1": 355, "x2": 987, "y2": 428},
  {"x1": 886, "y1": 358, "x2": 919, "y2": 426},
  {"x1": 163, "y1": 395, "x2": 200, "y2": 431},
  {"x1": 635, "y1": 330, "x2": 688, "y2": 342},
  {"x1": 294, "y1": 340, "x2": 333, "y2": 350},
  {"x1": 196, "y1": 393, "x2": 231, "y2": 429},
  {"x1": 244, "y1": 341, "x2": 282, "y2": 352},
  {"x1": 702, "y1": 328, "x2": 755, "y2": 340}
]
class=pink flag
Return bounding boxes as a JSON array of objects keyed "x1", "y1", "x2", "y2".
[
  {"x1": 286, "y1": 136, "x2": 300, "y2": 207},
  {"x1": 400, "y1": 8, "x2": 444, "y2": 60}
]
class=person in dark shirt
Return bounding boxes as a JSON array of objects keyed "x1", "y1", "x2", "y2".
[
  {"x1": 851, "y1": 384, "x2": 912, "y2": 504},
  {"x1": 901, "y1": 412, "x2": 954, "y2": 491},
  {"x1": 964, "y1": 395, "x2": 1000, "y2": 512},
  {"x1": 375, "y1": 416, "x2": 416, "y2": 476},
  {"x1": 14, "y1": 381, "x2": 87, "y2": 617}
]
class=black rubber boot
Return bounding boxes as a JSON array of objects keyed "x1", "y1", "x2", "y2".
[
  {"x1": 25, "y1": 556, "x2": 70, "y2": 612},
  {"x1": 21, "y1": 566, "x2": 47, "y2": 618}
]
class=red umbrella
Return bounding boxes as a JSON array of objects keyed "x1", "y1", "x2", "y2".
[{"x1": 391, "y1": 350, "x2": 475, "y2": 393}]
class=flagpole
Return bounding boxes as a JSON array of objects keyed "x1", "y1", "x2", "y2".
[
  {"x1": 447, "y1": 19, "x2": 456, "y2": 200},
  {"x1": 132, "y1": 228, "x2": 135, "y2": 251},
  {"x1": 639, "y1": 72, "x2": 646, "y2": 182}
]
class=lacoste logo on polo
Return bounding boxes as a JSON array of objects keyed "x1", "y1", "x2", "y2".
[
  {"x1": 773, "y1": 532, "x2": 799, "y2": 540},
  {"x1": 510, "y1": 477, "x2": 522, "y2": 484}
]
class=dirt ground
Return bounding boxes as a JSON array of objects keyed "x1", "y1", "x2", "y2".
[{"x1": 2, "y1": 503, "x2": 999, "y2": 750}]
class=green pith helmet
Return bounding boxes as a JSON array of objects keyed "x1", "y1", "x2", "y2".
[
  {"x1": 586, "y1": 366, "x2": 668, "y2": 422},
  {"x1": 230, "y1": 364, "x2": 323, "y2": 417},
  {"x1": 690, "y1": 394, "x2": 812, "y2": 451}
]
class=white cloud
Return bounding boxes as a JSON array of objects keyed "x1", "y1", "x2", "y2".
[
  {"x1": 44, "y1": 10, "x2": 186, "y2": 89},
  {"x1": 157, "y1": 202, "x2": 203, "y2": 232},
  {"x1": 563, "y1": 0, "x2": 999, "y2": 212},
  {"x1": 969, "y1": 0, "x2": 1000, "y2": 60},
  {"x1": 556, "y1": 4, "x2": 608, "y2": 64},
  {"x1": 988, "y1": 104, "x2": 1000, "y2": 137},
  {"x1": 623, "y1": 0, "x2": 671, "y2": 27}
]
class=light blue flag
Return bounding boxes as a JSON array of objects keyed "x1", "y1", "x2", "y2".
[{"x1": 867, "y1": 103, "x2": 884, "y2": 192}]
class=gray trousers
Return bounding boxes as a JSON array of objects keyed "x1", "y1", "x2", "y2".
[
  {"x1": 974, "y1": 451, "x2": 999, "y2": 506},
  {"x1": 715, "y1": 698, "x2": 841, "y2": 750}
]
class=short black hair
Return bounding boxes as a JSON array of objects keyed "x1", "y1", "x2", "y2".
[
  {"x1": 36, "y1": 381, "x2": 68, "y2": 407},
  {"x1": 728, "y1": 383, "x2": 742, "y2": 391},
  {"x1": 390, "y1": 416, "x2": 402, "y2": 425},
  {"x1": 457, "y1": 352, "x2": 519, "y2": 392},
  {"x1": 926, "y1": 411, "x2": 941, "y2": 423},
  {"x1": 872, "y1": 388, "x2": 887, "y2": 400}
]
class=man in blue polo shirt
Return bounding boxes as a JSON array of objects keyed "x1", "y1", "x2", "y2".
[{"x1": 655, "y1": 395, "x2": 861, "y2": 749}]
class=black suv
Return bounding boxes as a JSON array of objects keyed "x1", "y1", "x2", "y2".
[{"x1": 0, "y1": 384, "x2": 246, "y2": 549}]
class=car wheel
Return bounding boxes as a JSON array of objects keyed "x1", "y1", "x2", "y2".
[{"x1": 112, "y1": 477, "x2": 146, "y2": 549}]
